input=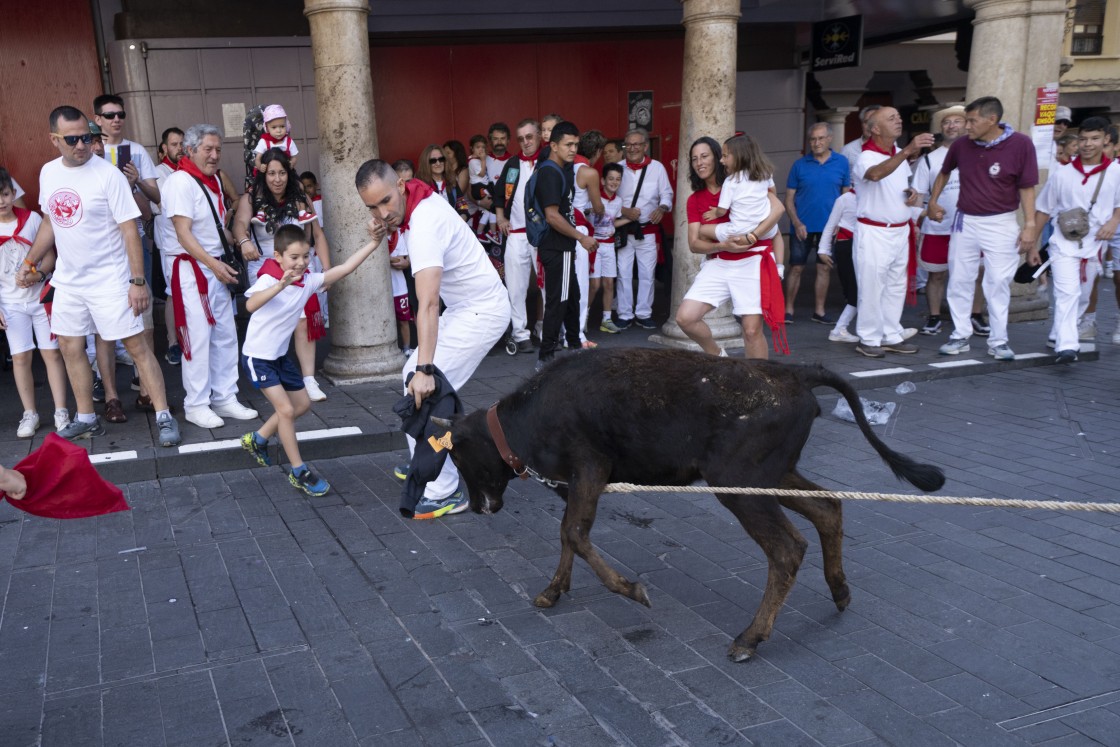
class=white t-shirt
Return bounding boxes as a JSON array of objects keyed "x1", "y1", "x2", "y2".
[
  {"x1": 153, "y1": 162, "x2": 176, "y2": 247},
  {"x1": 717, "y1": 173, "x2": 778, "y2": 239},
  {"x1": 161, "y1": 170, "x2": 225, "y2": 257},
  {"x1": 818, "y1": 192, "x2": 858, "y2": 256},
  {"x1": 509, "y1": 157, "x2": 536, "y2": 229},
  {"x1": 406, "y1": 195, "x2": 506, "y2": 313},
  {"x1": 242, "y1": 271, "x2": 325, "y2": 360},
  {"x1": 1038, "y1": 160, "x2": 1120, "y2": 259},
  {"x1": 254, "y1": 136, "x2": 299, "y2": 158},
  {"x1": 389, "y1": 234, "x2": 409, "y2": 297},
  {"x1": 854, "y1": 148, "x2": 912, "y2": 225},
  {"x1": 468, "y1": 157, "x2": 488, "y2": 186},
  {"x1": 911, "y1": 147, "x2": 959, "y2": 235},
  {"x1": 105, "y1": 140, "x2": 157, "y2": 182},
  {"x1": 485, "y1": 154, "x2": 510, "y2": 185},
  {"x1": 0, "y1": 210, "x2": 44, "y2": 303},
  {"x1": 594, "y1": 192, "x2": 623, "y2": 241},
  {"x1": 39, "y1": 155, "x2": 140, "y2": 291},
  {"x1": 312, "y1": 196, "x2": 324, "y2": 227}
]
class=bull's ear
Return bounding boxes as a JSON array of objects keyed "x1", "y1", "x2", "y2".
[{"x1": 431, "y1": 416, "x2": 453, "y2": 429}]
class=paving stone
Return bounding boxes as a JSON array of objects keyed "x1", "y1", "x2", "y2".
[
  {"x1": 750, "y1": 677, "x2": 874, "y2": 745},
  {"x1": 738, "y1": 717, "x2": 821, "y2": 747},
  {"x1": 157, "y1": 671, "x2": 228, "y2": 747},
  {"x1": 40, "y1": 691, "x2": 102, "y2": 747},
  {"x1": 671, "y1": 664, "x2": 780, "y2": 729},
  {"x1": 102, "y1": 681, "x2": 165, "y2": 747},
  {"x1": 661, "y1": 701, "x2": 752, "y2": 746}
]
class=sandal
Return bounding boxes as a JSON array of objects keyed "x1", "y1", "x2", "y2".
[
  {"x1": 104, "y1": 398, "x2": 128, "y2": 423},
  {"x1": 135, "y1": 394, "x2": 155, "y2": 412},
  {"x1": 581, "y1": 340, "x2": 599, "y2": 349}
]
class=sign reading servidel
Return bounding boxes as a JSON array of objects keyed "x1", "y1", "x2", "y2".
[{"x1": 812, "y1": 15, "x2": 863, "y2": 72}]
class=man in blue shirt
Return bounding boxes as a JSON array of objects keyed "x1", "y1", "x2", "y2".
[{"x1": 785, "y1": 122, "x2": 851, "y2": 323}]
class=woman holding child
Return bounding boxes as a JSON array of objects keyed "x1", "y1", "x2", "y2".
[
  {"x1": 675, "y1": 135, "x2": 787, "y2": 360},
  {"x1": 232, "y1": 149, "x2": 332, "y2": 401}
]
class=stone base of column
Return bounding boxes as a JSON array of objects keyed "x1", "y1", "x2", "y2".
[
  {"x1": 322, "y1": 342, "x2": 406, "y2": 385},
  {"x1": 649, "y1": 310, "x2": 745, "y2": 351},
  {"x1": 1008, "y1": 282, "x2": 1050, "y2": 323}
]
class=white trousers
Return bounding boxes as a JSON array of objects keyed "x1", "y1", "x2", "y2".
[
  {"x1": 1051, "y1": 253, "x2": 1099, "y2": 352},
  {"x1": 403, "y1": 304, "x2": 510, "y2": 500},
  {"x1": 504, "y1": 233, "x2": 537, "y2": 343},
  {"x1": 854, "y1": 224, "x2": 909, "y2": 347},
  {"x1": 946, "y1": 212, "x2": 1020, "y2": 347},
  {"x1": 615, "y1": 233, "x2": 657, "y2": 320},
  {"x1": 574, "y1": 227, "x2": 590, "y2": 341},
  {"x1": 176, "y1": 260, "x2": 240, "y2": 410}
]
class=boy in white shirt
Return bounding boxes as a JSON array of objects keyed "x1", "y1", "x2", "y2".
[{"x1": 240, "y1": 224, "x2": 379, "y2": 496}]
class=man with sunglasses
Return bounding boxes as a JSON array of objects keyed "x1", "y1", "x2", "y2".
[
  {"x1": 94, "y1": 95, "x2": 160, "y2": 209},
  {"x1": 494, "y1": 118, "x2": 544, "y2": 353},
  {"x1": 16, "y1": 106, "x2": 181, "y2": 446}
]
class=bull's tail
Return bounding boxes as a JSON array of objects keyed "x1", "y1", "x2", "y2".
[{"x1": 799, "y1": 365, "x2": 945, "y2": 492}]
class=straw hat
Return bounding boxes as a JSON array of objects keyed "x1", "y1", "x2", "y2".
[{"x1": 932, "y1": 105, "x2": 966, "y2": 132}]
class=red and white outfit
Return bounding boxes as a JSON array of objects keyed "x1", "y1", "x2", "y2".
[
  {"x1": 715, "y1": 173, "x2": 778, "y2": 243},
  {"x1": 502, "y1": 151, "x2": 538, "y2": 344},
  {"x1": 39, "y1": 155, "x2": 143, "y2": 341},
  {"x1": 396, "y1": 180, "x2": 510, "y2": 501},
  {"x1": 853, "y1": 141, "x2": 912, "y2": 347},
  {"x1": 1038, "y1": 158, "x2": 1120, "y2": 352},
  {"x1": 571, "y1": 156, "x2": 597, "y2": 341},
  {"x1": 254, "y1": 133, "x2": 299, "y2": 161},
  {"x1": 161, "y1": 165, "x2": 241, "y2": 412},
  {"x1": 0, "y1": 208, "x2": 55, "y2": 354},
  {"x1": 388, "y1": 224, "x2": 413, "y2": 323},
  {"x1": 592, "y1": 189, "x2": 622, "y2": 280},
  {"x1": 617, "y1": 157, "x2": 673, "y2": 321},
  {"x1": 912, "y1": 146, "x2": 958, "y2": 272}
]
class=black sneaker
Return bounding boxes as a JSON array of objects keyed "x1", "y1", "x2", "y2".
[
  {"x1": 289, "y1": 467, "x2": 330, "y2": 497},
  {"x1": 635, "y1": 317, "x2": 657, "y2": 329},
  {"x1": 92, "y1": 377, "x2": 105, "y2": 403},
  {"x1": 615, "y1": 318, "x2": 633, "y2": 330},
  {"x1": 1055, "y1": 349, "x2": 1079, "y2": 364},
  {"x1": 393, "y1": 463, "x2": 409, "y2": 481},
  {"x1": 920, "y1": 316, "x2": 942, "y2": 335},
  {"x1": 970, "y1": 313, "x2": 991, "y2": 336}
]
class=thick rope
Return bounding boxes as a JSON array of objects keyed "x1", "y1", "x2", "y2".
[{"x1": 603, "y1": 483, "x2": 1120, "y2": 514}]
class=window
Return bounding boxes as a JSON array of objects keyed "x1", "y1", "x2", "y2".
[{"x1": 1072, "y1": 0, "x2": 1106, "y2": 55}]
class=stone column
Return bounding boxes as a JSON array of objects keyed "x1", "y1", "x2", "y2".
[
  {"x1": 305, "y1": 0, "x2": 403, "y2": 382},
  {"x1": 819, "y1": 108, "x2": 857, "y2": 149},
  {"x1": 964, "y1": 0, "x2": 1064, "y2": 323},
  {"x1": 649, "y1": 0, "x2": 743, "y2": 350}
]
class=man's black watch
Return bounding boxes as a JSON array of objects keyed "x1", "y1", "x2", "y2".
[
  {"x1": 415, "y1": 364, "x2": 436, "y2": 375},
  {"x1": 129, "y1": 277, "x2": 147, "y2": 286}
]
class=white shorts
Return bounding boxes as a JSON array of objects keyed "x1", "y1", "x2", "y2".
[
  {"x1": 49, "y1": 284, "x2": 144, "y2": 341},
  {"x1": 683, "y1": 256, "x2": 762, "y2": 316},
  {"x1": 0, "y1": 300, "x2": 58, "y2": 354},
  {"x1": 591, "y1": 243, "x2": 617, "y2": 279}
]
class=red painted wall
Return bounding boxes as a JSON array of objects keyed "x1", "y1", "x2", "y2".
[
  {"x1": 0, "y1": 0, "x2": 102, "y2": 209},
  {"x1": 371, "y1": 38, "x2": 684, "y2": 181}
]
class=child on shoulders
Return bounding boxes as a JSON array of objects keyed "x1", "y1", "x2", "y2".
[
  {"x1": 253, "y1": 105, "x2": 299, "y2": 172},
  {"x1": 239, "y1": 224, "x2": 379, "y2": 496}
]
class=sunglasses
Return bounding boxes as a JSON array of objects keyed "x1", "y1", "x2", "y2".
[
  {"x1": 98, "y1": 110, "x2": 126, "y2": 120},
  {"x1": 58, "y1": 133, "x2": 94, "y2": 146},
  {"x1": 429, "y1": 156, "x2": 446, "y2": 164}
]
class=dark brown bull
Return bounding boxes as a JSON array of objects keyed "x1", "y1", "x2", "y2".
[{"x1": 435, "y1": 348, "x2": 944, "y2": 661}]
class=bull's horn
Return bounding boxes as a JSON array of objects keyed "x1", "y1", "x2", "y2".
[{"x1": 431, "y1": 416, "x2": 453, "y2": 429}]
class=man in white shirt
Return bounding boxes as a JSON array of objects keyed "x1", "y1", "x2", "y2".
[
  {"x1": 852, "y1": 107, "x2": 934, "y2": 357},
  {"x1": 841, "y1": 105, "x2": 882, "y2": 178},
  {"x1": 493, "y1": 119, "x2": 543, "y2": 352},
  {"x1": 616, "y1": 128, "x2": 673, "y2": 329},
  {"x1": 17, "y1": 106, "x2": 181, "y2": 446},
  {"x1": 357, "y1": 159, "x2": 510, "y2": 519},
  {"x1": 162, "y1": 123, "x2": 258, "y2": 429},
  {"x1": 154, "y1": 126, "x2": 185, "y2": 364}
]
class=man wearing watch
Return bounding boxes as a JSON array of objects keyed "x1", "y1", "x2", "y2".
[
  {"x1": 17, "y1": 105, "x2": 181, "y2": 446},
  {"x1": 357, "y1": 159, "x2": 509, "y2": 519}
]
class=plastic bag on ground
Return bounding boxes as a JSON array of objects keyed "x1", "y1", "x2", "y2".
[
  {"x1": 832, "y1": 397, "x2": 897, "y2": 425},
  {"x1": 895, "y1": 381, "x2": 916, "y2": 394}
]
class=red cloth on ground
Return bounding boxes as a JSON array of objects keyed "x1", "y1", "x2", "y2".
[{"x1": 1, "y1": 434, "x2": 129, "y2": 519}]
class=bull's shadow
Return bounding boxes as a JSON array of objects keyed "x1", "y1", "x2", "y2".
[{"x1": 436, "y1": 348, "x2": 944, "y2": 662}]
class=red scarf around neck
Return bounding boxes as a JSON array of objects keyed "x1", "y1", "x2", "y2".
[
  {"x1": 519, "y1": 150, "x2": 540, "y2": 164},
  {"x1": 1072, "y1": 155, "x2": 1112, "y2": 185},
  {"x1": 862, "y1": 139, "x2": 897, "y2": 157},
  {"x1": 257, "y1": 258, "x2": 325, "y2": 341},
  {"x1": 177, "y1": 158, "x2": 225, "y2": 218},
  {"x1": 626, "y1": 156, "x2": 652, "y2": 171},
  {"x1": 0, "y1": 207, "x2": 33, "y2": 248},
  {"x1": 574, "y1": 155, "x2": 590, "y2": 166},
  {"x1": 160, "y1": 156, "x2": 177, "y2": 170},
  {"x1": 488, "y1": 151, "x2": 512, "y2": 162},
  {"x1": 387, "y1": 179, "x2": 434, "y2": 251}
]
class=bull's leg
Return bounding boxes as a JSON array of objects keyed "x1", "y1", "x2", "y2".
[
  {"x1": 716, "y1": 493, "x2": 808, "y2": 662},
  {"x1": 534, "y1": 471, "x2": 651, "y2": 609},
  {"x1": 778, "y1": 471, "x2": 850, "y2": 611}
]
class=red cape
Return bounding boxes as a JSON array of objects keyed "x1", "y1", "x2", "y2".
[{"x1": 1, "y1": 434, "x2": 129, "y2": 519}]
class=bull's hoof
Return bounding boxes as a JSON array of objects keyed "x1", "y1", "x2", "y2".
[
  {"x1": 630, "y1": 582, "x2": 652, "y2": 608},
  {"x1": 833, "y1": 586, "x2": 851, "y2": 612},
  {"x1": 533, "y1": 588, "x2": 561, "y2": 608},
  {"x1": 726, "y1": 643, "x2": 755, "y2": 663}
]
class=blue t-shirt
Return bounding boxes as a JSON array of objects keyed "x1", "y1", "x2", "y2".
[{"x1": 786, "y1": 151, "x2": 851, "y2": 233}]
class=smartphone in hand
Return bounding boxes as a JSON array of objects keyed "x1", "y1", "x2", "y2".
[{"x1": 117, "y1": 143, "x2": 132, "y2": 172}]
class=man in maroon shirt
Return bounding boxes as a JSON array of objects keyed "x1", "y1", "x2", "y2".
[{"x1": 928, "y1": 96, "x2": 1039, "y2": 360}]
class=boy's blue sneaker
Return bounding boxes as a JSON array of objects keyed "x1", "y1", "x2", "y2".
[
  {"x1": 165, "y1": 344, "x2": 182, "y2": 366},
  {"x1": 412, "y1": 488, "x2": 468, "y2": 520},
  {"x1": 240, "y1": 432, "x2": 271, "y2": 467},
  {"x1": 289, "y1": 466, "x2": 330, "y2": 497},
  {"x1": 393, "y1": 463, "x2": 410, "y2": 481}
]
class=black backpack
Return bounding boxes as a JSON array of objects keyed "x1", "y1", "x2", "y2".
[{"x1": 524, "y1": 159, "x2": 565, "y2": 247}]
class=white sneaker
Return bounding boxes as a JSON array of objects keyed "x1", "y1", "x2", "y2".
[
  {"x1": 828, "y1": 328, "x2": 860, "y2": 343},
  {"x1": 901, "y1": 328, "x2": 918, "y2": 340},
  {"x1": 54, "y1": 408, "x2": 70, "y2": 432},
  {"x1": 1078, "y1": 319, "x2": 1097, "y2": 341},
  {"x1": 185, "y1": 406, "x2": 225, "y2": 429},
  {"x1": 304, "y1": 377, "x2": 327, "y2": 402},
  {"x1": 212, "y1": 400, "x2": 258, "y2": 420},
  {"x1": 17, "y1": 411, "x2": 39, "y2": 439},
  {"x1": 115, "y1": 348, "x2": 134, "y2": 367}
]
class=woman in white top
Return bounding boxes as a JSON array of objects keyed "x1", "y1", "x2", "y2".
[{"x1": 232, "y1": 149, "x2": 331, "y2": 401}]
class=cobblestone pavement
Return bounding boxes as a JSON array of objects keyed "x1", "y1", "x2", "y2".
[{"x1": 3, "y1": 350, "x2": 1120, "y2": 745}]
